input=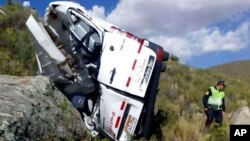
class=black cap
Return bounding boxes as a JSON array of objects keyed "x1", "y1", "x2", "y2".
[{"x1": 217, "y1": 80, "x2": 226, "y2": 87}]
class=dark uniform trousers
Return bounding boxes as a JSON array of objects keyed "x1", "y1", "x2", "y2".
[{"x1": 205, "y1": 108, "x2": 223, "y2": 127}]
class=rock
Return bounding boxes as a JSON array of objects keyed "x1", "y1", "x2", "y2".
[
  {"x1": 0, "y1": 75, "x2": 85, "y2": 141},
  {"x1": 167, "y1": 82, "x2": 179, "y2": 99},
  {"x1": 230, "y1": 106, "x2": 250, "y2": 124}
]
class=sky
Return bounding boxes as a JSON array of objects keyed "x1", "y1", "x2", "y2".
[{"x1": 1, "y1": 0, "x2": 250, "y2": 68}]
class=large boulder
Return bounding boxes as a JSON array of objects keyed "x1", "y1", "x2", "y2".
[
  {"x1": 0, "y1": 75, "x2": 85, "y2": 141},
  {"x1": 230, "y1": 106, "x2": 250, "y2": 124}
]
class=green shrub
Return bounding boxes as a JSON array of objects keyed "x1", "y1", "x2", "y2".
[{"x1": 0, "y1": 4, "x2": 37, "y2": 75}]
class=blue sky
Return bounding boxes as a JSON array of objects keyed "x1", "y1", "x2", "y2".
[
  {"x1": 0, "y1": 0, "x2": 117, "y2": 15},
  {"x1": 1, "y1": 0, "x2": 250, "y2": 69}
]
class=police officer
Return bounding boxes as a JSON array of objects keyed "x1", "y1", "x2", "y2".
[{"x1": 203, "y1": 80, "x2": 226, "y2": 132}]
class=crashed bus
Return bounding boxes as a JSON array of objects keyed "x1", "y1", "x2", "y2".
[{"x1": 26, "y1": 1, "x2": 169, "y2": 140}]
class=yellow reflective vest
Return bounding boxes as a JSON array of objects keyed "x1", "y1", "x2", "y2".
[{"x1": 208, "y1": 86, "x2": 225, "y2": 110}]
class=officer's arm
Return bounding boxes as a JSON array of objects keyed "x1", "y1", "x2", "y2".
[
  {"x1": 222, "y1": 98, "x2": 226, "y2": 112},
  {"x1": 203, "y1": 89, "x2": 212, "y2": 109}
]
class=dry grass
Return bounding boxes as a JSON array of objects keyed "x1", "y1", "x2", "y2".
[
  {"x1": 158, "y1": 109, "x2": 231, "y2": 141},
  {"x1": 163, "y1": 114, "x2": 204, "y2": 141}
]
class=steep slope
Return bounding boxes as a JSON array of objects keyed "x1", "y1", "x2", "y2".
[
  {"x1": 153, "y1": 59, "x2": 250, "y2": 140},
  {"x1": 208, "y1": 60, "x2": 250, "y2": 83}
]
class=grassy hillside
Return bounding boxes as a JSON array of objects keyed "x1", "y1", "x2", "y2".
[
  {"x1": 209, "y1": 60, "x2": 250, "y2": 83},
  {"x1": 152, "y1": 58, "x2": 250, "y2": 141},
  {"x1": 0, "y1": 4, "x2": 37, "y2": 75}
]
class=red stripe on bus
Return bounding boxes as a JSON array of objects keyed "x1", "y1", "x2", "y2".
[
  {"x1": 137, "y1": 39, "x2": 143, "y2": 53},
  {"x1": 115, "y1": 116, "x2": 121, "y2": 128},
  {"x1": 126, "y1": 32, "x2": 133, "y2": 38},
  {"x1": 132, "y1": 60, "x2": 137, "y2": 70},
  {"x1": 126, "y1": 77, "x2": 131, "y2": 87},
  {"x1": 120, "y1": 101, "x2": 126, "y2": 110}
]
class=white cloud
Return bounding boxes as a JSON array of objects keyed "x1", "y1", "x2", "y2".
[
  {"x1": 105, "y1": 0, "x2": 250, "y2": 37},
  {"x1": 149, "y1": 22, "x2": 250, "y2": 62},
  {"x1": 88, "y1": 0, "x2": 250, "y2": 62},
  {"x1": 87, "y1": 5, "x2": 106, "y2": 20}
]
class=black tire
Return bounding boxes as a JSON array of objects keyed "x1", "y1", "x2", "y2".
[{"x1": 162, "y1": 51, "x2": 169, "y2": 61}]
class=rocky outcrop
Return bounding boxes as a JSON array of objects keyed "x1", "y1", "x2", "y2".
[
  {"x1": 230, "y1": 106, "x2": 250, "y2": 124},
  {"x1": 0, "y1": 75, "x2": 85, "y2": 141}
]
